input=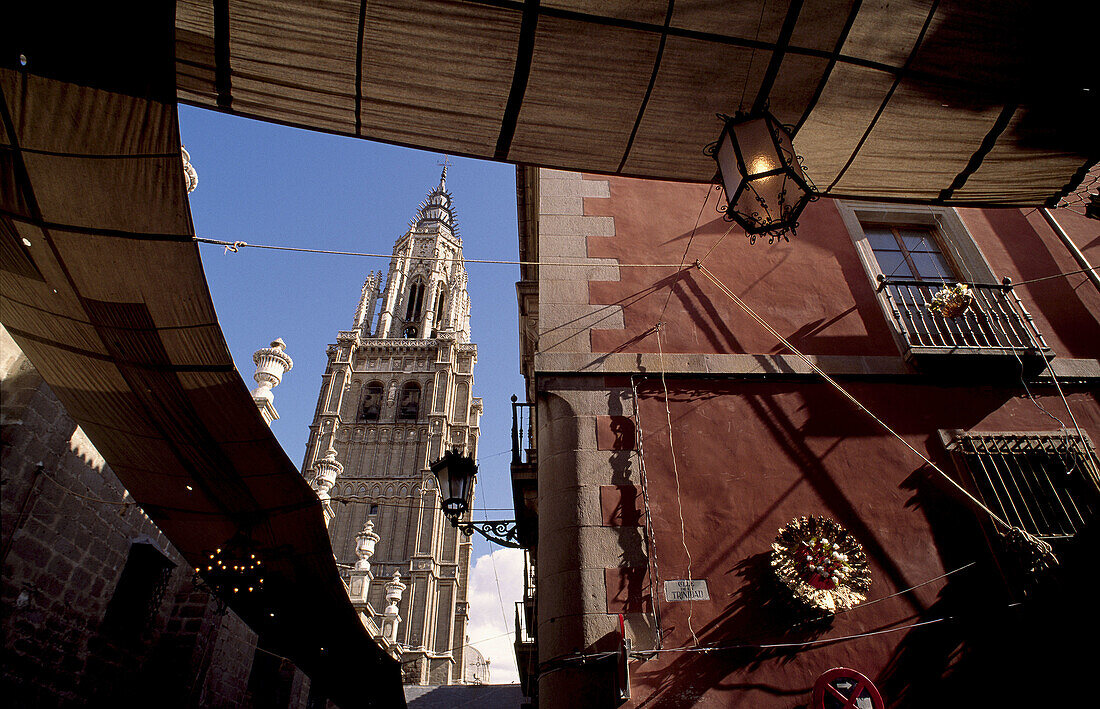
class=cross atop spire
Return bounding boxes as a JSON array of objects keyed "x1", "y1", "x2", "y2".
[{"x1": 437, "y1": 155, "x2": 450, "y2": 189}]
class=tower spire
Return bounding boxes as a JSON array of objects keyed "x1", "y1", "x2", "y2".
[
  {"x1": 301, "y1": 164, "x2": 481, "y2": 684},
  {"x1": 438, "y1": 155, "x2": 450, "y2": 190}
]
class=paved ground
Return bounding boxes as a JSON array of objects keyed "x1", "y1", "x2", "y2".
[{"x1": 404, "y1": 684, "x2": 525, "y2": 708}]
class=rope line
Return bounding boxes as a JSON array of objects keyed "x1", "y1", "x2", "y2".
[
  {"x1": 1012, "y1": 265, "x2": 1098, "y2": 286},
  {"x1": 658, "y1": 187, "x2": 713, "y2": 323},
  {"x1": 697, "y1": 219, "x2": 738, "y2": 266},
  {"x1": 655, "y1": 323, "x2": 698, "y2": 647},
  {"x1": 197, "y1": 237, "x2": 685, "y2": 268},
  {"x1": 31, "y1": 475, "x2": 515, "y2": 515},
  {"x1": 199, "y1": 236, "x2": 1096, "y2": 288},
  {"x1": 39, "y1": 469, "x2": 136, "y2": 507},
  {"x1": 834, "y1": 561, "x2": 976, "y2": 614},
  {"x1": 537, "y1": 596, "x2": 1024, "y2": 661},
  {"x1": 637, "y1": 606, "x2": 1021, "y2": 655}
]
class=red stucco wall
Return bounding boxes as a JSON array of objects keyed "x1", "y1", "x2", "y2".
[
  {"x1": 532, "y1": 172, "x2": 1098, "y2": 707},
  {"x1": 627, "y1": 378, "x2": 1098, "y2": 707},
  {"x1": 582, "y1": 175, "x2": 1100, "y2": 359}
]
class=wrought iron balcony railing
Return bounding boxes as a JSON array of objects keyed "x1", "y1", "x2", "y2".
[
  {"x1": 511, "y1": 396, "x2": 536, "y2": 466},
  {"x1": 514, "y1": 601, "x2": 535, "y2": 646},
  {"x1": 514, "y1": 600, "x2": 538, "y2": 700},
  {"x1": 510, "y1": 396, "x2": 539, "y2": 549},
  {"x1": 523, "y1": 549, "x2": 536, "y2": 599},
  {"x1": 876, "y1": 276, "x2": 1051, "y2": 355}
]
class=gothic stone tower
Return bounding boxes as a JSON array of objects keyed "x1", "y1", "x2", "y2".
[{"x1": 302, "y1": 169, "x2": 481, "y2": 685}]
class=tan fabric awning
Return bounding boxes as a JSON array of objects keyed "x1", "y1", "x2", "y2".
[
  {"x1": 175, "y1": 0, "x2": 1097, "y2": 207},
  {"x1": 1, "y1": 5, "x2": 402, "y2": 707}
]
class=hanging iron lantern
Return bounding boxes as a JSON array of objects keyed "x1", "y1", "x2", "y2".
[
  {"x1": 430, "y1": 448, "x2": 477, "y2": 525},
  {"x1": 198, "y1": 532, "x2": 266, "y2": 597},
  {"x1": 705, "y1": 110, "x2": 817, "y2": 243},
  {"x1": 428, "y1": 445, "x2": 522, "y2": 547}
]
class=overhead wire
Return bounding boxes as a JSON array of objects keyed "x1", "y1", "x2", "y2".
[
  {"x1": 531, "y1": 584, "x2": 1021, "y2": 665},
  {"x1": 637, "y1": 601, "x2": 1024, "y2": 656},
  {"x1": 200, "y1": 236, "x2": 1098, "y2": 287},
  {"x1": 33, "y1": 465, "x2": 529, "y2": 517},
  {"x1": 197, "y1": 237, "x2": 684, "y2": 268},
  {"x1": 654, "y1": 322, "x2": 698, "y2": 647},
  {"x1": 476, "y1": 498, "x2": 516, "y2": 631},
  {"x1": 657, "y1": 186, "x2": 713, "y2": 324},
  {"x1": 833, "y1": 560, "x2": 976, "y2": 615},
  {"x1": 38, "y1": 467, "x2": 136, "y2": 507},
  {"x1": 1011, "y1": 265, "x2": 1098, "y2": 286}
]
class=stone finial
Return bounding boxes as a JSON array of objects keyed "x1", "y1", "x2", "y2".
[
  {"x1": 251, "y1": 338, "x2": 293, "y2": 426},
  {"x1": 384, "y1": 571, "x2": 406, "y2": 614},
  {"x1": 354, "y1": 272, "x2": 383, "y2": 335},
  {"x1": 348, "y1": 519, "x2": 380, "y2": 602},
  {"x1": 311, "y1": 447, "x2": 343, "y2": 527},
  {"x1": 355, "y1": 519, "x2": 381, "y2": 571},
  {"x1": 382, "y1": 571, "x2": 406, "y2": 644},
  {"x1": 181, "y1": 145, "x2": 198, "y2": 194}
]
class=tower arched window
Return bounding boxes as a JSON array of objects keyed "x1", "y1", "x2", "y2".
[
  {"x1": 405, "y1": 280, "x2": 425, "y2": 322},
  {"x1": 397, "y1": 382, "x2": 421, "y2": 421},
  {"x1": 361, "y1": 381, "x2": 384, "y2": 421},
  {"x1": 434, "y1": 284, "x2": 446, "y2": 327}
]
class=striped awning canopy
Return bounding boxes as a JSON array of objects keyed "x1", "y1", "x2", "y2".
[
  {"x1": 175, "y1": 0, "x2": 1097, "y2": 207},
  {"x1": 2, "y1": 5, "x2": 402, "y2": 707},
  {"x1": 0, "y1": 3, "x2": 1095, "y2": 705}
]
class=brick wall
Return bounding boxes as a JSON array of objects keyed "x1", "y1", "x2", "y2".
[{"x1": 0, "y1": 325, "x2": 287, "y2": 707}]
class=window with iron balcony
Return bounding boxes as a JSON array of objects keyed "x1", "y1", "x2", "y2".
[{"x1": 837, "y1": 203, "x2": 1052, "y2": 365}]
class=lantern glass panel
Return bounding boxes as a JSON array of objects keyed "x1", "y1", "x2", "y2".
[
  {"x1": 449, "y1": 466, "x2": 471, "y2": 506},
  {"x1": 770, "y1": 120, "x2": 805, "y2": 182},
  {"x1": 715, "y1": 129, "x2": 742, "y2": 200},
  {"x1": 432, "y1": 451, "x2": 476, "y2": 516},
  {"x1": 733, "y1": 117, "x2": 781, "y2": 176},
  {"x1": 734, "y1": 173, "x2": 791, "y2": 229}
]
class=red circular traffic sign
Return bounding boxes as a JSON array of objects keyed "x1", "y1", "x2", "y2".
[{"x1": 811, "y1": 667, "x2": 884, "y2": 709}]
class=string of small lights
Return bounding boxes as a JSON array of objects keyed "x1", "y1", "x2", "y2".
[{"x1": 197, "y1": 535, "x2": 266, "y2": 596}]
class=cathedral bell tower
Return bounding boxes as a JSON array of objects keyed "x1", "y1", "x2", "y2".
[{"x1": 302, "y1": 167, "x2": 481, "y2": 686}]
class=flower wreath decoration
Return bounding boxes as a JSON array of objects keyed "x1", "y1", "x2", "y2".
[
  {"x1": 928, "y1": 283, "x2": 973, "y2": 318},
  {"x1": 771, "y1": 515, "x2": 871, "y2": 613}
]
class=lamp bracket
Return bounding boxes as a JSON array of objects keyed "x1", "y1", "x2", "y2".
[{"x1": 453, "y1": 519, "x2": 523, "y2": 548}]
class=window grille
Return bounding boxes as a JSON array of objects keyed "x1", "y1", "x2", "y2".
[{"x1": 950, "y1": 432, "x2": 1099, "y2": 539}]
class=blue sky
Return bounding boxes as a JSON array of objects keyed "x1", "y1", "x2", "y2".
[{"x1": 180, "y1": 105, "x2": 526, "y2": 681}]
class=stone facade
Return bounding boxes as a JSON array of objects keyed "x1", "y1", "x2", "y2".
[
  {"x1": 1, "y1": 324, "x2": 306, "y2": 708},
  {"x1": 302, "y1": 170, "x2": 482, "y2": 686},
  {"x1": 515, "y1": 169, "x2": 1100, "y2": 708}
]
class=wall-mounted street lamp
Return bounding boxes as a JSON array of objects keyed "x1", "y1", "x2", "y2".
[
  {"x1": 430, "y1": 448, "x2": 522, "y2": 548},
  {"x1": 705, "y1": 110, "x2": 816, "y2": 243}
]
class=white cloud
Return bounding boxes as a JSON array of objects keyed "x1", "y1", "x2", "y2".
[{"x1": 465, "y1": 547, "x2": 525, "y2": 684}]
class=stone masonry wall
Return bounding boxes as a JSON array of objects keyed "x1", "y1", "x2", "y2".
[{"x1": 0, "y1": 325, "x2": 265, "y2": 707}]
